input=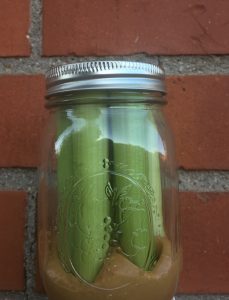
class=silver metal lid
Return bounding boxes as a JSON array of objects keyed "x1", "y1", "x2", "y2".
[{"x1": 46, "y1": 61, "x2": 165, "y2": 97}]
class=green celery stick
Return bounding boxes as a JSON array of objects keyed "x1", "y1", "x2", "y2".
[
  {"x1": 56, "y1": 108, "x2": 73, "y2": 270},
  {"x1": 56, "y1": 90, "x2": 163, "y2": 279},
  {"x1": 110, "y1": 105, "x2": 157, "y2": 270},
  {"x1": 146, "y1": 110, "x2": 164, "y2": 237},
  {"x1": 69, "y1": 103, "x2": 110, "y2": 282}
]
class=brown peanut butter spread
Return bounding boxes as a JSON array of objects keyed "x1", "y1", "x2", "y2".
[{"x1": 40, "y1": 235, "x2": 180, "y2": 300}]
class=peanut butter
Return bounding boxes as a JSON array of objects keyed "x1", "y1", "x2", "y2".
[{"x1": 40, "y1": 235, "x2": 180, "y2": 300}]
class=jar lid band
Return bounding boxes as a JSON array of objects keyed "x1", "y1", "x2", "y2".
[{"x1": 46, "y1": 61, "x2": 166, "y2": 98}]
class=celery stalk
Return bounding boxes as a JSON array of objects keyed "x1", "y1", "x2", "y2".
[
  {"x1": 110, "y1": 106, "x2": 157, "y2": 269},
  {"x1": 69, "y1": 104, "x2": 110, "y2": 282},
  {"x1": 56, "y1": 109, "x2": 73, "y2": 269},
  {"x1": 56, "y1": 90, "x2": 164, "y2": 279},
  {"x1": 56, "y1": 100, "x2": 110, "y2": 282},
  {"x1": 147, "y1": 110, "x2": 164, "y2": 237}
]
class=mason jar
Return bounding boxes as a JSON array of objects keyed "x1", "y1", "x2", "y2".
[{"x1": 38, "y1": 61, "x2": 181, "y2": 300}]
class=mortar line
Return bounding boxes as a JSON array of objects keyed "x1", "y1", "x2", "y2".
[
  {"x1": 0, "y1": 168, "x2": 228, "y2": 192},
  {"x1": 24, "y1": 190, "x2": 38, "y2": 300},
  {"x1": 25, "y1": 1, "x2": 43, "y2": 297},
  {"x1": 0, "y1": 55, "x2": 229, "y2": 75},
  {"x1": 29, "y1": 0, "x2": 42, "y2": 58}
]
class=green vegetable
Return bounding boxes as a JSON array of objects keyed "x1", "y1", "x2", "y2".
[
  {"x1": 70, "y1": 104, "x2": 110, "y2": 282},
  {"x1": 56, "y1": 102, "x2": 110, "y2": 283},
  {"x1": 56, "y1": 109, "x2": 73, "y2": 270},
  {"x1": 56, "y1": 91, "x2": 164, "y2": 280},
  {"x1": 146, "y1": 110, "x2": 164, "y2": 237},
  {"x1": 110, "y1": 104, "x2": 158, "y2": 270}
]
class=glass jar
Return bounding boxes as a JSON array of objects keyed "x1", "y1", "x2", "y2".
[{"x1": 38, "y1": 61, "x2": 181, "y2": 300}]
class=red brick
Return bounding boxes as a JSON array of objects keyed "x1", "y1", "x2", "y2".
[
  {"x1": 166, "y1": 75, "x2": 229, "y2": 169},
  {"x1": 0, "y1": 191, "x2": 27, "y2": 290},
  {"x1": 178, "y1": 192, "x2": 229, "y2": 293},
  {"x1": 0, "y1": 75, "x2": 46, "y2": 167},
  {"x1": 0, "y1": 0, "x2": 30, "y2": 56},
  {"x1": 43, "y1": 0, "x2": 229, "y2": 56}
]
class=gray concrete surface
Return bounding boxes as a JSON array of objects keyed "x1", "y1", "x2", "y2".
[
  {"x1": 159, "y1": 55, "x2": 229, "y2": 75},
  {"x1": 1, "y1": 55, "x2": 229, "y2": 75},
  {"x1": 24, "y1": 191, "x2": 38, "y2": 299},
  {"x1": 178, "y1": 170, "x2": 229, "y2": 192},
  {"x1": 0, "y1": 169, "x2": 37, "y2": 191},
  {"x1": 29, "y1": 0, "x2": 42, "y2": 57},
  {"x1": 1, "y1": 168, "x2": 229, "y2": 192},
  {"x1": 0, "y1": 292, "x2": 25, "y2": 300}
]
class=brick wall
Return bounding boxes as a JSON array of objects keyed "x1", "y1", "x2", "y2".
[{"x1": 0, "y1": 0, "x2": 228, "y2": 299}]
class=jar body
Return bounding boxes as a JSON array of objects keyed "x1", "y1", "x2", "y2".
[{"x1": 38, "y1": 91, "x2": 180, "y2": 300}]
